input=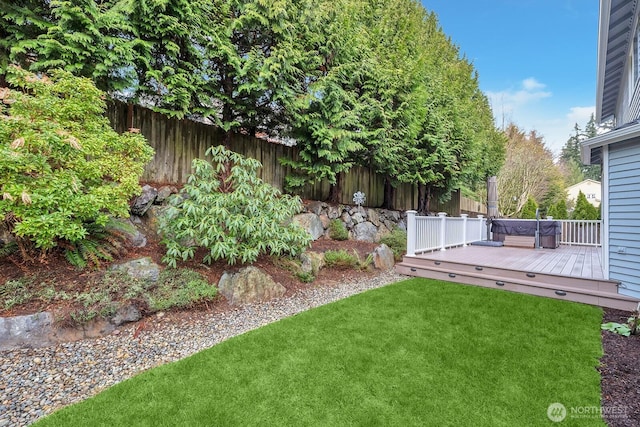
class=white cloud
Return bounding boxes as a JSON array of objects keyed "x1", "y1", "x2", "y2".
[
  {"x1": 486, "y1": 77, "x2": 552, "y2": 120},
  {"x1": 483, "y1": 77, "x2": 595, "y2": 156}
]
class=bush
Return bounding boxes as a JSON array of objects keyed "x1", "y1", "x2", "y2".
[
  {"x1": 159, "y1": 145, "x2": 312, "y2": 267},
  {"x1": 0, "y1": 66, "x2": 153, "y2": 259},
  {"x1": 572, "y1": 191, "x2": 600, "y2": 220},
  {"x1": 328, "y1": 219, "x2": 349, "y2": 240},
  {"x1": 519, "y1": 196, "x2": 538, "y2": 219},
  {"x1": 379, "y1": 227, "x2": 407, "y2": 261},
  {"x1": 323, "y1": 249, "x2": 370, "y2": 269}
]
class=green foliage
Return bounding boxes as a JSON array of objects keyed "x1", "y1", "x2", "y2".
[
  {"x1": 1, "y1": 268, "x2": 216, "y2": 324},
  {"x1": 328, "y1": 219, "x2": 349, "y2": 241},
  {"x1": 1, "y1": 278, "x2": 33, "y2": 310},
  {"x1": 62, "y1": 218, "x2": 131, "y2": 269},
  {"x1": 147, "y1": 269, "x2": 217, "y2": 311},
  {"x1": 572, "y1": 191, "x2": 600, "y2": 220},
  {"x1": 601, "y1": 313, "x2": 639, "y2": 337},
  {"x1": 519, "y1": 196, "x2": 538, "y2": 219},
  {"x1": 379, "y1": 227, "x2": 407, "y2": 261},
  {"x1": 0, "y1": 67, "x2": 153, "y2": 259},
  {"x1": 547, "y1": 199, "x2": 568, "y2": 220},
  {"x1": 159, "y1": 145, "x2": 312, "y2": 267},
  {"x1": 323, "y1": 249, "x2": 368, "y2": 269}
]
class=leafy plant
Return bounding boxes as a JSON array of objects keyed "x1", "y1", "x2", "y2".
[
  {"x1": 1, "y1": 278, "x2": 33, "y2": 309},
  {"x1": 146, "y1": 269, "x2": 217, "y2": 311},
  {"x1": 328, "y1": 219, "x2": 349, "y2": 241},
  {"x1": 0, "y1": 66, "x2": 153, "y2": 261},
  {"x1": 324, "y1": 249, "x2": 361, "y2": 269},
  {"x1": 62, "y1": 218, "x2": 132, "y2": 269},
  {"x1": 379, "y1": 227, "x2": 407, "y2": 261},
  {"x1": 602, "y1": 312, "x2": 640, "y2": 337},
  {"x1": 159, "y1": 146, "x2": 312, "y2": 267}
]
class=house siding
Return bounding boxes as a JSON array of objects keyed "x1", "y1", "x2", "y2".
[{"x1": 608, "y1": 140, "x2": 640, "y2": 298}]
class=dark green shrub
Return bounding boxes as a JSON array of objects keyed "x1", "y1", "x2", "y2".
[
  {"x1": 329, "y1": 219, "x2": 349, "y2": 240},
  {"x1": 379, "y1": 227, "x2": 407, "y2": 261},
  {"x1": 324, "y1": 249, "x2": 359, "y2": 269}
]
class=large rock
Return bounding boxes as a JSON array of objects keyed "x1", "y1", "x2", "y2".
[
  {"x1": 155, "y1": 185, "x2": 179, "y2": 204},
  {"x1": 300, "y1": 251, "x2": 326, "y2": 275},
  {"x1": 0, "y1": 312, "x2": 55, "y2": 350},
  {"x1": 109, "y1": 257, "x2": 160, "y2": 282},
  {"x1": 293, "y1": 213, "x2": 325, "y2": 241},
  {"x1": 109, "y1": 218, "x2": 147, "y2": 248},
  {"x1": 353, "y1": 221, "x2": 379, "y2": 242},
  {"x1": 110, "y1": 304, "x2": 142, "y2": 326},
  {"x1": 218, "y1": 266, "x2": 286, "y2": 305},
  {"x1": 372, "y1": 244, "x2": 395, "y2": 270},
  {"x1": 131, "y1": 184, "x2": 158, "y2": 216}
]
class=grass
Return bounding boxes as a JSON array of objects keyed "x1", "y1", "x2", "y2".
[{"x1": 34, "y1": 279, "x2": 604, "y2": 426}]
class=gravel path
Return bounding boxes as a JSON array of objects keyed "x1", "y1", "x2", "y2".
[{"x1": 0, "y1": 271, "x2": 406, "y2": 426}]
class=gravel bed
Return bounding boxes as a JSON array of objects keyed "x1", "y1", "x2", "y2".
[{"x1": 0, "y1": 271, "x2": 406, "y2": 426}]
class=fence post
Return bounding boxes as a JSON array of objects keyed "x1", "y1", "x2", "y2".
[
  {"x1": 406, "y1": 210, "x2": 416, "y2": 256},
  {"x1": 477, "y1": 215, "x2": 485, "y2": 240},
  {"x1": 461, "y1": 214, "x2": 468, "y2": 246},
  {"x1": 438, "y1": 212, "x2": 447, "y2": 251}
]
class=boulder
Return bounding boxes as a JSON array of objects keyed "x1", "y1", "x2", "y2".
[
  {"x1": 109, "y1": 218, "x2": 147, "y2": 248},
  {"x1": 327, "y1": 205, "x2": 341, "y2": 220},
  {"x1": 109, "y1": 257, "x2": 160, "y2": 282},
  {"x1": 368, "y1": 208, "x2": 381, "y2": 227},
  {"x1": 353, "y1": 221, "x2": 379, "y2": 242},
  {"x1": 0, "y1": 312, "x2": 55, "y2": 350},
  {"x1": 131, "y1": 185, "x2": 158, "y2": 216},
  {"x1": 300, "y1": 251, "x2": 326, "y2": 275},
  {"x1": 351, "y1": 211, "x2": 365, "y2": 224},
  {"x1": 341, "y1": 212, "x2": 354, "y2": 229},
  {"x1": 218, "y1": 266, "x2": 286, "y2": 305},
  {"x1": 372, "y1": 244, "x2": 395, "y2": 270},
  {"x1": 293, "y1": 213, "x2": 325, "y2": 241},
  {"x1": 110, "y1": 304, "x2": 142, "y2": 326},
  {"x1": 155, "y1": 185, "x2": 179, "y2": 204},
  {"x1": 306, "y1": 201, "x2": 326, "y2": 215}
]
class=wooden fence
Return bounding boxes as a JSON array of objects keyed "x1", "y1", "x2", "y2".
[{"x1": 106, "y1": 102, "x2": 486, "y2": 215}]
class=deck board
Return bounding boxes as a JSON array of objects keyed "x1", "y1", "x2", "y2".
[{"x1": 411, "y1": 245, "x2": 604, "y2": 280}]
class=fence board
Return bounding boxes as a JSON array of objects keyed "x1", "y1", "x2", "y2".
[{"x1": 106, "y1": 102, "x2": 486, "y2": 215}]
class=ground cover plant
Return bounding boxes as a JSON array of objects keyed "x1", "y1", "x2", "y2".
[{"x1": 33, "y1": 279, "x2": 604, "y2": 426}]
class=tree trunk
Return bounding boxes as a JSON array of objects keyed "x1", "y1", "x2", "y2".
[
  {"x1": 425, "y1": 185, "x2": 432, "y2": 214},
  {"x1": 417, "y1": 183, "x2": 427, "y2": 214},
  {"x1": 327, "y1": 173, "x2": 343, "y2": 204},
  {"x1": 382, "y1": 177, "x2": 394, "y2": 209}
]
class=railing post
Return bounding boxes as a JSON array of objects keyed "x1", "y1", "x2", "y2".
[
  {"x1": 406, "y1": 210, "x2": 416, "y2": 256},
  {"x1": 438, "y1": 212, "x2": 447, "y2": 251},
  {"x1": 461, "y1": 214, "x2": 468, "y2": 246},
  {"x1": 477, "y1": 215, "x2": 484, "y2": 240}
]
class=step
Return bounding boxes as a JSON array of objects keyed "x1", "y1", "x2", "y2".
[
  {"x1": 503, "y1": 235, "x2": 535, "y2": 248},
  {"x1": 400, "y1": 257, "x2": 620, "y2": 294},
  {"x1": 395, "y1": 262, "x2": 639, "y2": 311}
]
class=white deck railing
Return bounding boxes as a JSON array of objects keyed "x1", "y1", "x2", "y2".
[
  {"x1": 557, "y1": 220, "x2": 601, "y2": 246},
  {"x1": 406, "y1": 211, "x2": 487, "y2": 256},
  {"x1": 405, "y1": 212, "x2": 602, "y2": 256}
]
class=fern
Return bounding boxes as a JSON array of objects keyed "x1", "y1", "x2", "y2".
[
  {"x1": 63, "y1": 218, "x2": 128, "y2": 269},
  {"x1": 0, "y1": 241, "x2": 18, "y2": 258}
]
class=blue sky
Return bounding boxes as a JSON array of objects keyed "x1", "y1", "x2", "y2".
[{"x1": 421, "y1": 0, "x2": 599, "y2": 156}]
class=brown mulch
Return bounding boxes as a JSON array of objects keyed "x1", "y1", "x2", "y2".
[{"x1": 1, "y1": 238, "x2": 639, "y2": 425}]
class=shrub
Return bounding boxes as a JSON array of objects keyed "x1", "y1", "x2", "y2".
[
  {"x1": 328, "y1": 219, "x2": 349, "y2": 240},
  {"x1": 0, "y1": 66, "x2": 153, "y2": 260},
  {"x1": 519, "y1": 196, "x2": 538, "y2": 219},
  {"x1": 324, "y1": 249, "x2": 360, "y2": 269},
  {"x1": 159, "y1": 145, "x2": 312, "y2": 267},
  {"x1": 146, "y1": 269, "x2": 217, "y2": 311},
  {"x1": 572, "y1": 191, "x2": 600, "y2": 220},
  {"x1": 379, "y1": 227, "x2": 407, "y2": 261}
]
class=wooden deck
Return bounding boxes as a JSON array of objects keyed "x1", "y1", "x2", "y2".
[
  {"x1": 396, "y1": 244, "x2": 639, "y2": 311},
  {"x1": 411, "y1": 244, "x2": 605, "y2": 280}
]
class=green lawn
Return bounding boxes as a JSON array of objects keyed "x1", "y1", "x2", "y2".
[{"x1": 35, "y1": 279, "x2": 605, "y2": 426}]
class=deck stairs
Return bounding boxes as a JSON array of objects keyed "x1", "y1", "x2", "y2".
[{"x1": 396, "y1": 255, "x2": 639, "y2": 311}]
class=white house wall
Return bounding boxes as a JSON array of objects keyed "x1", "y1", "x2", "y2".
[{"x1": 608, "y1": 139, "x2": 640, "y2": 298}]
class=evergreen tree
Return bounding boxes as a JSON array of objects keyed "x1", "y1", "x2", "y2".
[
  {"x1": 572, "y1": 191, "x2": 599, "y2": 220},
  {"x1": 520, "y1": 196, "x2": 538, "y2": 219}
]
